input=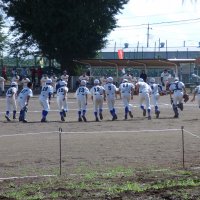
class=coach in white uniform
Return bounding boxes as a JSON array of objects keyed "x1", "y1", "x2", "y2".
[
  {"x1": 104, "y1": 77, "x2": 118, "y2": 121},
  {"x1": 149, "y1": 78, "x2": 162, "y2": 118},
  {"x1": 5, "y1": 82, "x2": 18, "y2": 121},
  {"x1": 119, "y1": 79, "x2": 134, "y2": 120},
  {"x1": 76, "y1": 80, "x2": 90, "y2": 122},
  {"x1": 169, "y1": 77, "x2": 186, "y2": 118},
  {"x1": 191, "y1": 84, "x2": 200, "y2": 108},
  {"x1": 39, "y1": 79, "x2": 53, "y2": 122},
  {"x1": 90, "y1": 79, "x2": 106, "y2": 121},
  {"x1": 135, "y1": 78, "x2": 152, "y2": 120},
  {"x1": 57, "y1": 81, "x2": 68, "y2": 121}
]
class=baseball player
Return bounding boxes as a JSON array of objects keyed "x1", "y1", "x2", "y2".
[
  {"x1": 169, "y1": 77, "x2": 186, "y2": 118},
  {"x1": 100, "y1": 75, "x2": 107, "y2": 87},
  {"x1": 75, "y1": 80, "x2": 90, "y2": 122},
  {"x1": 90, "y1": 79, "x2": 106, "y2": 121},
  {"x1": 5, "y1": 82, "x2": 18, "y2": 121},
  {"x1": 39, "y1": 79, "x2": 53, "y2": 122},
  {"x1": 11, "y1": 74, "x2": 20, "y2": 91},
  {"x1": 57, "y1": 80, "x2": 68, "y2": 121},
  {"x1": 40, "y1": 74, "x2": 50, "y2": 87},
  {"x1": 21, "y1": 75, "x2": 31, "y2": 88},
  {"x1": 50, "y1": 73, "x2": 58, "y2": 97},
  {"x1": 61, "y1": 70, "x2": 69, "y2": 83},
  {"x1": 0, "y1": 76, "x2": 6, "y2": 95},
  {"x1": 104, "y1": 77, "x2": 118, "y2": 121},
  {"x1": 119, "y1": 79, "x2": 134, "y2": 120},
  {"x1": 78, "y1": 72, "x2": 89, "y2": 84},
  {"x1": 161, "y1": 69, "x2": 172, "y2": 91},
  {"x1": 191, "y1": 84, "x2": 200, "y2": 108},
  {"x1": 17, "y1": 82, "x2": 33, "y2": 122},
  {"x1": 135, "y1": 78, "x2": 152, "y2": 120},
  {"x1": 149, "y1": 78, "x2": 162, "y2": 118}
]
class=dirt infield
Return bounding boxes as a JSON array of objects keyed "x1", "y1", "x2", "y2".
[{"x1": 0, "y1": 93, "x2": 199, "y2": 178}]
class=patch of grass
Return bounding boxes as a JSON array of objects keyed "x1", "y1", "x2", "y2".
[{"x1": 1, "y1": 167, "x2": 200, "y2": 199}]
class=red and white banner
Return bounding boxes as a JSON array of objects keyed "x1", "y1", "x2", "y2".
[{"x1": 118, "y1": 49, "x2": 124, "y2": 59}]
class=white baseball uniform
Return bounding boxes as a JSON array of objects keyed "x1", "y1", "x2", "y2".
[
  {"x1": 136, "y1": 81, "x2": 152, "y2": 117},
  {"x1": 21, "y1": 78, "x2": 31, "y2": 88},
  {"x1": 194, "y1": 85, "x2": 200, "y2": 107},
  {"x1": 169, "y1": 81, "x2": 185, "y2": 106},
  {"x1": 161, "y1": 71, "x2": 171, "y2": 90},
  {"x1": 57, "y1": 86, "x2": 69, "y2": 113},
  {"x1": 104, "y1": 82, "x2": 118, "y2": 119},
  {"x1": 149, "y1": 83, "x2": 160, "y2": 108},
  {"x1": 17, "y1": 87, "x2": 33, "y2": 109},
  {"x1": 61, "y1": 74, "x2": 69, "y2": 83},
  {"x1": 40, "y1": 77, "x2": 50, "y2": 87},
  {"x1": 119, "y1": 82, "x2": 134, "y2": 112},
  {"x1": 90, "y1": 85, "x2": 105, "y2": 118},
  {"x1": 75, "y1": 85, "x2": 90, "y2": 118},
  {"x1": 39, "y1": 85, "x2": 53, "y2": 111},
  {"x1": 5, "y1": 86, "x2": 17, "y2": 118},
  {"x1": 51, "y1": 76, "x2": 58, "y2": 93},
  {"x1": 0, "y1": 76, "x2": 6, "y2": 93}
]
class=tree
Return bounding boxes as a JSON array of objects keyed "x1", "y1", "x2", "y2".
[
  {"x1": 0, "y1": 14, "x2": 6, "y2": 52},
  {"x1": 2, "y1": 0, "x2": 129, "y2": 74}
]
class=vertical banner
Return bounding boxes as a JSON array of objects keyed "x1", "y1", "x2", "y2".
[{"x1": 118, "y1": 49, "x2": 124, "y2": 59}]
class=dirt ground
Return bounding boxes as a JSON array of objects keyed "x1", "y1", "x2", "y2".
[{"x1": 0, "y1": 93, "x2": 199, "y2": 179}]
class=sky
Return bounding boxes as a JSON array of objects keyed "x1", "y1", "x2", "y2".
[{"x1": 104, "y1": 0, "x2": 200, "y2": 51}]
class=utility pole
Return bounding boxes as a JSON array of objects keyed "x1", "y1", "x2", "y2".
[{"x1": 147, "y1": 23, "x2": 152, "y2": 48}]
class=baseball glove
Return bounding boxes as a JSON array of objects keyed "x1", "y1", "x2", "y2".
[{"x1": 183, "y1": 94, "x2": 189, "y2": 103}]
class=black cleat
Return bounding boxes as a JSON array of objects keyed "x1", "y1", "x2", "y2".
[
  {"x1": 61, "y1": 116, "x2": 65, "y2": 121},
  {"x1": 129, "y1": 111, "x2": 133, "y2": 118},
  {"x1": 95, "y1": 117, "x2": 99, "y2": 122},
  {"x1": 62, "y1": 110, "x2": 66, "y2": 117},
  {"x1": 99, "y1": 113, "x2": 103, "y2": 120},
  {"x1": 82, "y1": 116, "x2": 87, "y2": 122},
  {"x1": 156, "y1": 110, "x2": 160, "y2": 118},
  {"x1": 41, "y1": 118, "x2": 47, "y2": 122},
  {"x1": 174, "y1": 114, "x2": 179, "y2": 118},
  {"x1": 124, "y1": 114, "x2": 128, "y2": 120},
  {"x1": 143, "y1": 109, "x2": 146, "y2": 116},
  {"x1": 78, "y1": 117, "x2": 82, "y2": 122},
  {"x1": 23, "y1": 119, "x2": 28, "y2": 123},
  {"x1": 5, "y1": 115, "x2": 11, "y2": 122},
  {"x1": 148, "y1": 116, "x2": 152, "y2": 120},
  {"x1": 13, "y1": 116, "x2": 16, "y2": 120}
]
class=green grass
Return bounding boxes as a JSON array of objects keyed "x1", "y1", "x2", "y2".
[{"x1": 0, "y1": 167, "x2": 199, "y2": 200}]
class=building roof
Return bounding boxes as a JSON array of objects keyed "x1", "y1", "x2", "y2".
[{"x1": 77, "y1": 59, "x2": 179, "y2": 68}]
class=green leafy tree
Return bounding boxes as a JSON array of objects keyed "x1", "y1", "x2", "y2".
[
  {"x1": 2, "y1": 0, "x2": 129, "y2": 74},
  {"x1": 0, "y1": 14, "x2": 6, "y2": 52}
]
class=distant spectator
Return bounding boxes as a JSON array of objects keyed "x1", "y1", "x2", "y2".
[
  {"x1": 11, "y1": 68, "x2": 17, "y2": 77},
  {"x1": 20, "y1": 67, "x2": 28, "y2": 78},
  {"x1": 2, "y1": 66, "x2": 7, "y2": 80},
  {"x1": 31, "y1": 68, "x2": 36, "y2": 85},
  {"x1": 140, "y1": 70, "x2": 147, "y2": 82},
  {"x1": 79, "y1": 72, "x2": 89, "y2": 84},
  {"x1": 37, "y1": 67, "x2": 43, "y2": 85},
  {"x1": 61, "y1": 70, "x2": 69, "y2": 83}
]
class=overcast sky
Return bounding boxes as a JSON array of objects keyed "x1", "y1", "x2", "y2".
[{"x1": 104, "y1": 0, "x2": 200, "y2": 51}]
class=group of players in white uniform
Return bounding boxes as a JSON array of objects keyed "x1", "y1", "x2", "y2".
[{"x1": 3, "y1": 70, "x2": 200, "y2": 122}]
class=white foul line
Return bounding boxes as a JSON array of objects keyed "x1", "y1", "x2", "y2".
[
  {"x1": 0, "y1": 174, "x2": 56, "y2": 182},
  {"x1": 0, "y1": 131, "x2": 58, "y2": 138},
  {"x1": 184, "y1": 129, "x2": 200, "y2": 139},
  {"x1": 0, "y1": 129, "x2": 181, "y2": 138}
]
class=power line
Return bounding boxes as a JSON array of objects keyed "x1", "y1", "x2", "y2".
[{"x1": 117, "y1": 17, "x2": 200, "y2": 28}]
